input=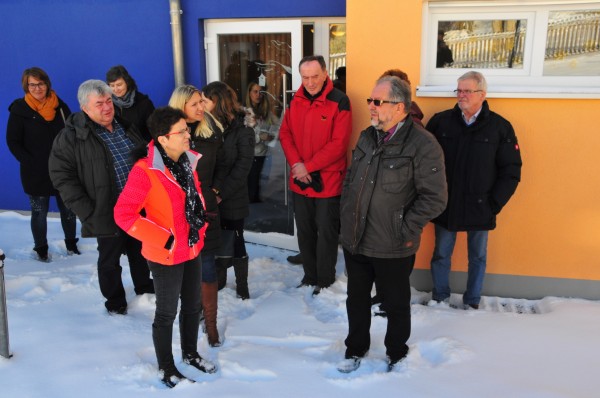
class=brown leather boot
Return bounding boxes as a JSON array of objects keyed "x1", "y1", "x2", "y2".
[{"x1": 201, "y1": 281, "x2": 221, "y2": 347}]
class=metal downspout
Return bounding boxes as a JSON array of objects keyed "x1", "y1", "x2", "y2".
[{"x1": 169, "y1": 0, "x2": 185, "y2": 87}]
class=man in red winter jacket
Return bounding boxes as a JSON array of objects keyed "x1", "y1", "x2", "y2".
[{"x1": 279, "y1": 55, "x2": 352, "y2": 296}]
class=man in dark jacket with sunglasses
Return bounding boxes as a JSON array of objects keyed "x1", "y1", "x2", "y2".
[{"x1": 337, "y1": 76, "x2": 447, "y2": 373}]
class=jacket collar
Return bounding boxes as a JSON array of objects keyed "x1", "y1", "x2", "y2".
[
  {"x1": 452, "y1": 100, "x2": 490, "y2": 124},
  {"x1": 66, "y1": 112, "x2": 133, "y2": 140},
  {"x1": 294, "y1": 77, "x2": 334, "y2": 103},
  {"x1": 146, "y1": 140, "x2": 201, "y2": 172}
]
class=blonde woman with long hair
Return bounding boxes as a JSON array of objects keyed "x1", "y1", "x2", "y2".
[{"x1": 169, "y1": 85, "x2": 223, "y2": 347}]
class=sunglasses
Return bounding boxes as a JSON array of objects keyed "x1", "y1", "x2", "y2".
[
  {"x1": 366, "y1": 98, "x2": 400, "y2": 106},
  {"x1": 164, "y1": 126, "x2": 191, "y2": 137}
]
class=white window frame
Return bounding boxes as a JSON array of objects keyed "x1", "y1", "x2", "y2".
[{"x1": 418, "y1": 0, "x2": 600, "y2": 98}]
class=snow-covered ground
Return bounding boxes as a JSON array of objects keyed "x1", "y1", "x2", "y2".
[{"x1": 0, "y1": 210, "x2": 598, "y2": 397}]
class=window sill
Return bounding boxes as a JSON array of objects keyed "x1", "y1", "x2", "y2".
[{"x1": 416, "y1": 85, "x2": 600, "y2": 99}]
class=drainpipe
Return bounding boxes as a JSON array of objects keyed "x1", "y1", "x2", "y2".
[{"x1": 169, "y1": 0, "x2": 185, "y2": 87}]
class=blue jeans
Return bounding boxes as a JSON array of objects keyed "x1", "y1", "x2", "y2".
[
  {"x1": 29, "y1": 195, "x2": 76, "y2": 249},
  {"x1": 201, "y1": 252, "x2": 217, "y2": 283},
  {"x1": 430, "y1": 224, "x2": 488, "y2": 305}
]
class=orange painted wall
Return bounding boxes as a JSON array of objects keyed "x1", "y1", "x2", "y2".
[{"x1": 346, "y1": 0, "x2": 600, "y2": 280}]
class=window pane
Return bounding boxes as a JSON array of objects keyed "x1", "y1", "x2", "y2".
[
  {"x1": 218, "y1": 33, "x2": 294, "y2": 235},
  {"x1": 329, "y1": 23, "x2": 346, "y2": 79},
  {"x1": 437, "y1": 19, "x2": 527, "y2": 69},
  {"x1": 543, "y1": 10, "x2": 600, "y2": 76},
  {"x1": 219, "y1": 33, "x2": 292, "y2": 111}
]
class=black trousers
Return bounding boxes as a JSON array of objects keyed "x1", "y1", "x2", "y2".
[
  {"x1": 96, "y1": 231, "x2": 153, "y2": 311},
  {"x1": 343, "y1": 249, "x2": 415, "y2": 361},
  {"x1": 293, "y1": 193, "x2": 340, "y2": 288}
]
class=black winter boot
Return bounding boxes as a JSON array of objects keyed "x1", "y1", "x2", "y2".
[
  {"x1": 160, "y1": 363, "x2": 190, "y2": 388},
  {"x1": 233, "y1": 256, "x2": 250, "y2": 300},
  {"x1": 180, "y1": 311, "x2": 217, "y2": 374},
  {"x1": 216, "y1": 257, "x2": 232, "y2": 291},
  {"x1": 33, "y1": 244, "x2": 49, "y2": 262},
  {"x1": 179, "y1": 312, "x2": 201, "y2": 356},
  {"x1": 153, "y1": 324, "x2": 184, "y2": 387},
  {"x1": 65, "y1": 238, "x2": 81, "y2": 255}
]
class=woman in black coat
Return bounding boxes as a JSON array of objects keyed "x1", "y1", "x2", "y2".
[
  {"x1": 6, "y1": 67, "x2": 79, "y2": 261},
  {"x1": 202, "y1": 81, "x2": 254, "y2": 300},
  {"x1": 169, "y1": 84, "x2": 224, "y2": 346},
  {"x1": 106, "y1": 65, "x2": 155, "y2": 142}
]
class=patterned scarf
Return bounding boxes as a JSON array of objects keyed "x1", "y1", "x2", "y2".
[
  {"x1": 112, "y1": 89, "x2": 136, "y2": 109},
  {"x1": 25, "y1": 90, "x2": 59, "y2": 121},
  {"x1": 157, "y1": 144, "x2": 205, "y2": 246}
]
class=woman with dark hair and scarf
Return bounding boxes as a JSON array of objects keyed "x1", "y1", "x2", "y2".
[
  {"x1": 106, "y1": 65, "x2": 155, "y2": 142},
  {"x1": 202, "y1": 81, "x2": 254, "y2": 300},
  {"x1": 114, "y1": 106, "x2": 216, "y2": 388}
]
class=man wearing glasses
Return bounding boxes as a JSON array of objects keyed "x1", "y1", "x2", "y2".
[
  {"x1": 337, "y1": 76, "x2": 447, "y2": 373},
  {"x1": 426, "y1": 71, "x2": 522, "y2": 310},
  {"x1": 49, "y1": 80, "x2": 154, "y2": 315}
]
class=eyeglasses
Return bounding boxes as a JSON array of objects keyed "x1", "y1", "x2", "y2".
[
  {"x1": 366, "y1": 98, "x2": 400, "y2": 106},
  {"x1": 453, "y1": 89, "x2": 483, "y2": 96},
  {"x1": 164, "y1": 126, "x2": 191, "y2": 137},
  {"x1": 28, "y1": 82, "x2": 47, "y2": 89}
]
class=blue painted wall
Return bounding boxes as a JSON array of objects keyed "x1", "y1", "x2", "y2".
[{"x1": 0, "y1": 0, "x2": 345, "y2": 211}]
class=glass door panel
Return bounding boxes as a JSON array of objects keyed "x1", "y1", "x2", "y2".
[{"x1": 205, "y1": 19, "x2": 301, "y2": 250}]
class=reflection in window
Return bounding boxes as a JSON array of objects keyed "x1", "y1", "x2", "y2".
[
  {"x1": 218, "y1": 33, "x2": 292, "y2": 116},
  {"x1": 437, "y1": 20, "x2": 527, "y2": 69},
  {"x1": 544, "y1": 11, "x2": 600, "y2": 76},
  {"x1": 329, "y1": 23, "x2": 346, "y2": 79}
]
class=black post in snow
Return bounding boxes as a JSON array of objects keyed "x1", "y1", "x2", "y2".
[{"x1": 0, "y1": 249, "x2": 12, "y2": 358}]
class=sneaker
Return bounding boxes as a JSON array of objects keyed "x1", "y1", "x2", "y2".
[
  {"x1": 287, "y1": 253, "x2": 303, "y2": 265},
  {"x1": 183, "y1": 352, "x2": 217, "y2": 374},
  {"x1": 337, "y1": 356, "x2": 361, "y2": 373},
  {"x1": 160, "y1": 364, "x2": 190, "y2": 388}
]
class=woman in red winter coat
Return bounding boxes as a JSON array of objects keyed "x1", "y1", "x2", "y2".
[{"x1": 114, "y1": 106, "x2": 215, "y2": 388}]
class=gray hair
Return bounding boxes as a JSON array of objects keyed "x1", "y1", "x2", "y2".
[
  {"x1": 376, "y1": 75, "x2": 411, "y2": 111},
  {"x1": 458, "y1": 71, "x2": 487, "y2": 91},
  {"x1": 77, "y1": 79, "x2": 113, "y2": 110}
]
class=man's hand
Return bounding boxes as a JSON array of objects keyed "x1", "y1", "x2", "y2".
[{"x1": 292, "y1": 162, "x2": 312, "y2": 184}]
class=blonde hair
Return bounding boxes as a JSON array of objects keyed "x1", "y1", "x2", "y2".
[{"x1": 168, "y1": 84, "x2": 223, "y2": 139}]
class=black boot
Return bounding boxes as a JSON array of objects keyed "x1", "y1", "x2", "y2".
[
  {"x1": 65, "y1": 238, "x2": 81, "y2": 255},
  {"x1": 233, "y1": 256, "x2": 250, "y2": 300},
  {"x1": 179, "y1": 312, "x2": 201, "y2": 356},
  {"x1": 180, "y1": 312, "x2": 217, "y2": 374},
  {"x1": 216, "y1": 257, "x2": 232, "y2": 291},
  {"x1": 33, "y1": 244, "x2": 49, "y2": 262},
  {"x1": 153, "y1": 324, "x2": 188, "y2": 388}
]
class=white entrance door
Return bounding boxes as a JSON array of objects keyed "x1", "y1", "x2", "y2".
[{"x1": 205, "y1": 19, "x2": 302, "y2": 250}]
